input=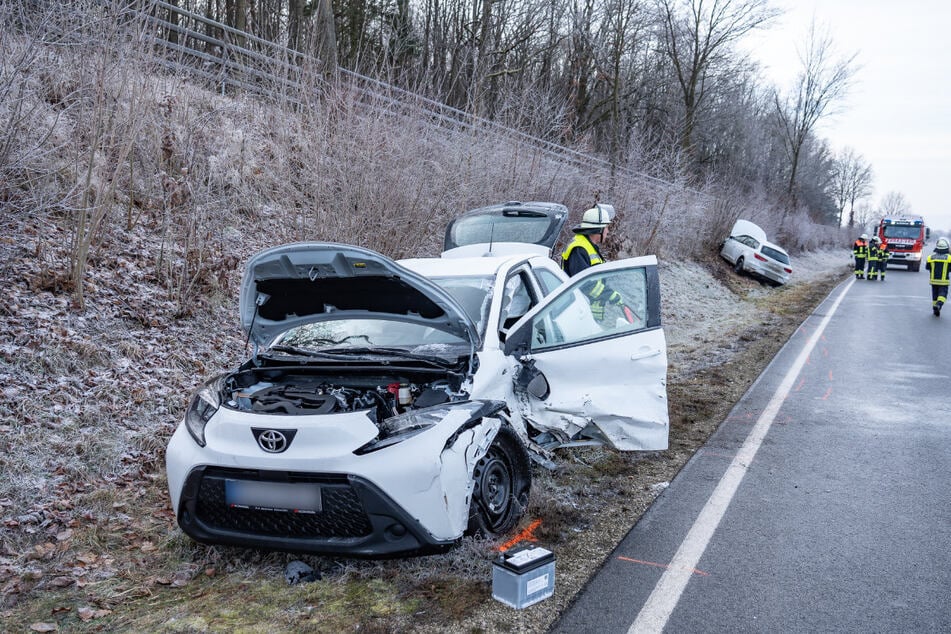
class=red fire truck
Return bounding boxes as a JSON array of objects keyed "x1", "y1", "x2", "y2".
[{"x1": 876, "y1": 214, "x2": 930, "y2": 272}]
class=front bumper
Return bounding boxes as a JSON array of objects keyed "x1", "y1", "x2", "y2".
[
  {"x1": 888, "y1": 251, "x2": 921, "y2": 261},
  {"x1": 165, "y1": 400, "x2": 508, "y2": 556},
  {"x1": 176, "y1": 466, "x2": 455, "y2": 557}
]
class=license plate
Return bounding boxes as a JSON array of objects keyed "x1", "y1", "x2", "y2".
[{"x1": 224, "y1": 480, "x2": 322, "y2": 513}]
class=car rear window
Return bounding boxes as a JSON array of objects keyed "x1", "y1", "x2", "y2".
[
  {"x1": 450, "y1": 214, "x2": 552, "y2": 246},
  {"x1": 761, "y1": 246, "x2": 789, "y2": 265}
]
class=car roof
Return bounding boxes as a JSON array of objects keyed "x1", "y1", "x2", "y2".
[{"x1": 399, "y1": 253, "x2": 528, "y2": 278}]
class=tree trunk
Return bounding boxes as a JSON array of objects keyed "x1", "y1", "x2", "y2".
[
  {"x1": 315, "y1": 0, "x2": 338, "y2": 73},
  {"x1": 288, "y1": 0, "x2": 303, "y2": 52}
]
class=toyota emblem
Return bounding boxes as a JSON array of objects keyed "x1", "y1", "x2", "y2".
[{"x1": 252, "y1": 428, "x2": 297, "y2": 453}]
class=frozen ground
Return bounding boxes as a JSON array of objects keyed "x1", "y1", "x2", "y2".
[{"x1": 661, "y1": 249, "x2": 849, "y2": 375}]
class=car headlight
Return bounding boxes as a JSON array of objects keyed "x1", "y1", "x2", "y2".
[
  {"x1": 184, "y1": 377, "x2": 224, "y2": 447},
  {"x1": 354, "y1": 401, "x2": 503, "y2": 454},
  {"x1": 354, "y1": 408, "x2": 441, "y2": 454}
]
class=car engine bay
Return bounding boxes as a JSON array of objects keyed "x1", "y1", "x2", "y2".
[{"x1": 221, "y1": 366, "x2": 469, "y2": 422}]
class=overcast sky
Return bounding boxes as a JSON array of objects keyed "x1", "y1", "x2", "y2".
[{"x1": 743, "y1": 0, "x2": 951, "y2": 235}]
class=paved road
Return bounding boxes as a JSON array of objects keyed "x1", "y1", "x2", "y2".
[{"x1": 551, "y1": 267, "x2": 951, "y2": 633}]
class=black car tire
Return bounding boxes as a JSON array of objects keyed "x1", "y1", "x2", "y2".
[
  {"x1": 467, "y1": 424, "x2": 532, "y2": 536},
  {"x1": 734, "y1": 256, "x2": 745, "y2": 274}
]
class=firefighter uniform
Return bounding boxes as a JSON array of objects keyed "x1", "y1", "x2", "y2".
[
  {"x1": 866, "y1": 238, "x2": 881, "y2": 280},
  {"x1": 561, "y1": 233, "x2": 604, "y2": 276},
  {"x1": 876, "y1": 240, "x2": 890, "y2": 280},
  {"x1": 852, "y1": 236, "x2": 869, "y2": 279},
  {"x1": 925, "y1": 239, "x2": 951, "y2": 317},
  {"x1": 561, "y1": 206, "x2": 623, "y2": 321}
]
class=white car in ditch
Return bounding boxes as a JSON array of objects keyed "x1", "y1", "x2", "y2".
[
  {"x1": 720, "y1": 219, "x2": 792, "y2": 286},
  {"x1": 165, "y1": 202, "x2": 669, "y2": 557}
]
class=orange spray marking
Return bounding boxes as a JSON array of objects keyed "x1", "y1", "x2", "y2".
[
  {"x1": 794, "y1": 378, "x2": 806, "y2": 392},
  {"x1": 498, "y1": 518, "x2": 542, "y2": 552},
  {"x1": 617, "y1": 556, "x2": 708, "y2": 577},
  {"x1": 821, "y1": 387, "x2": 832, "y2": 401}
]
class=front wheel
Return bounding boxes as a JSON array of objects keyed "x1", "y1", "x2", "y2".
[
  {"x1": 911, "y1": 261, "x2": 921, "y2": 272},
  {"x1": 467, "y1": 425, "x2": 532, "y2": 536}
]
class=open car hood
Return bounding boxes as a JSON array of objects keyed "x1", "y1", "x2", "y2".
[
  {"x1": 443, "y1": 201, "x2": 568, "y2": 254},
  {"x1": 239, "y1": 242, "x2": 480, "y2": 349},
  {"x1": 729, "y1": 219, "x2": 768, "y2": 244}
]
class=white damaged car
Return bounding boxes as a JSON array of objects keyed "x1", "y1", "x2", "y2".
[{"x1": 165, "y1": 202, "x2": 669, "y2": 556}]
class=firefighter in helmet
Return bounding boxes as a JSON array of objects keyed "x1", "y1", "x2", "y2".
[
  {"x1": 925, "y1": 237, "x2": 951, "y2": 316},
  {"x1": 867, "y1": 236, "x2": 881, "y2": 280},
  {"x1": 876, "y1": 238, "x2": 890, "y2": 281},
  {"x1": 852, "y1": 233, "x2": 869, "y2": 279},
  {"x1": 561, "y1": 205, "x2": 613, "y2": 276},
  {"x1": 560, "y1": 204, "x2": 623, "y2": 320}
]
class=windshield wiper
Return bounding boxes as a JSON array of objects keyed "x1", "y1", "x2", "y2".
[
  {"x1": 265, "y1": 344, "x2": 357, "y2": 359},
  {"x1": 268, "y1": 335, "x2": 373, "y2": 355},
  {"x1": 320, "y1": 346, "x2": 459, "y2": 366},
  {"x1": 266, "y1": 345, "x2": 315, "y2": 356}
]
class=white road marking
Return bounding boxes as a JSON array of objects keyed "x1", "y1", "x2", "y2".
[{"x1": 629, "y1": 277, "x2": 854, "y2": 633}]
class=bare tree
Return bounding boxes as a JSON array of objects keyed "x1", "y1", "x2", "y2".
[
  {"x1": 773, "y1": 20, "x2": 856, "y2": 207},
  {"x1": 656, "y1": 0, "x2": 779, "y2": 171},
  {"x1": 879, "y1": 191, "x2": 911, "y2": 215},
  {"x1": 852, "y1": 200, "x2": 877, "y2": 233},
  {"x1": 829, "y1": 146, "x2": 873, "y2": 227},
  {"x1": 592, "y1": 0, "x2": 650, "y2": 165}
]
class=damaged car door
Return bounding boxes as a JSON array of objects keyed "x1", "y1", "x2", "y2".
[{"x1": 502, "y1": 256, "x2": 668, "y2": 451}]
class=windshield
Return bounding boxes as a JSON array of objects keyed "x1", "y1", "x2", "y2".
[
  {"x1": 883, "y1": 225, "x2": 922, "y2": 240},
  {"x1": 429, "y1": 275, "x2": 494, "y2": 339},
  {"x1": 272, "y1": 318, "x2": 469, "y2": 355}
]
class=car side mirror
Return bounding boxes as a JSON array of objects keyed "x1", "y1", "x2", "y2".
[
  {"x1": 515, "y1": 358, "x2": 550, "y2": 400},
  {"x1": 526, "y1": 373, "x2": 550, "y2": 400}
]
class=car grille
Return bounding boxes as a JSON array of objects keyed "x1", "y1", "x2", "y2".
[{"x1": 193, "y1": 468, "x2": 373, "y2": 538}]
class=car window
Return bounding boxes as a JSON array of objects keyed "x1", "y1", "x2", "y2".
[
  {"x1": 430, "y1": 275, "x2": 494, "y2": 337},
  {"x1": 449, "y1": 214, "x2": 552, "y2": 246},
  {"x1": 276, "y1": 318, "x2": 469, "y2": 350},
  {"x1": 500, "y1": 271, "x2": 537, "y2": 330},
  {"x1": 529, "y1": 266, "x2": 650, "y2": 351},
  {"x1": 533, "y1": 267, "x2": 563, "y2": 295},
  {"x1": 761, "y1": 245, "x2": 789, "y2": 264}
]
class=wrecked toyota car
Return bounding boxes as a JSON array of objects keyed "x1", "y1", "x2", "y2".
[{"x1": 165, "y1": 202, "x2": 669, "y2": 557}]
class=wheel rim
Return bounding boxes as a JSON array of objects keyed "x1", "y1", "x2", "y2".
[{"x1": 474, "y1": 448, "x2": 513, "y2": 528}]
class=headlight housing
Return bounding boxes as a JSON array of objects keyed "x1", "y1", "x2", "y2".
[
  {"x1": 354, "y1": 400, "x2": 503, "y2": 454},
  {"x1": 354, "y1": 408, "x2": 442, "y2": 454},
  {"x1": 184, "y1": 376, "x2": 224, "y2": 447}
]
